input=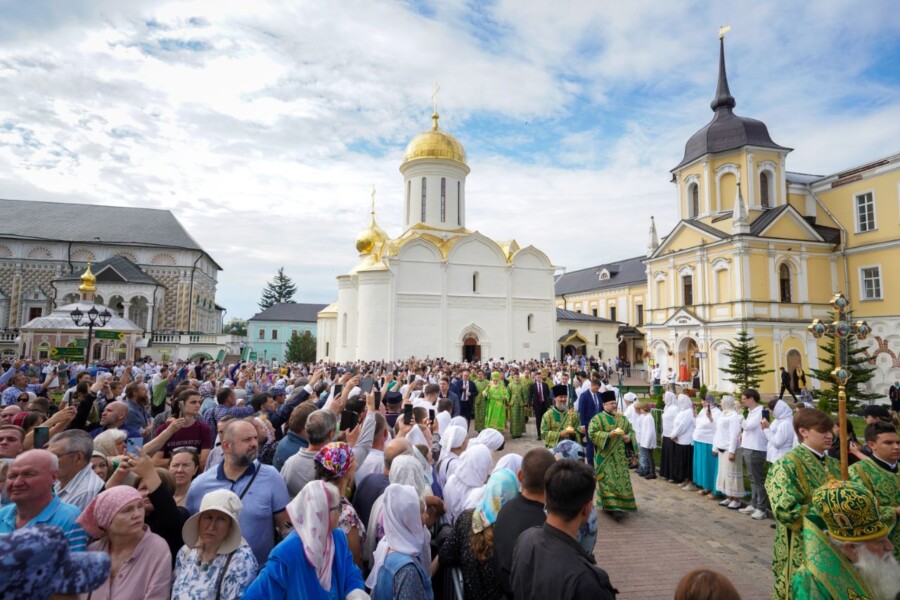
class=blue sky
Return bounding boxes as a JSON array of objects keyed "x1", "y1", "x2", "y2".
[{"x1": 0, "y1": 0, "x2": 898, "y2": 320}]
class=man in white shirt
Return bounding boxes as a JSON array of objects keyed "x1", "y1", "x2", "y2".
[
  {"x1": 354, "y1": 412, "x2": 388, "y2": 486},
  {"x1": 739, "y1": 388, "x2": 770, "y2": 520},
  {"x1": 48, "y1": 430, "x2": 104, "y2": 512}
]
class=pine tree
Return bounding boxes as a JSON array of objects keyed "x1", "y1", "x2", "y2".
[
  {"x1": 258, "y1": 267, "x2": 297, "y2": 310},
  {"x1": 285, "y1": 331, "x2": 317, "y2": 363},
  {"x1": 720, "y1": 330, "x2": 773, "y2": 392},
  {"x1": 808, "y1": 326, "x2": 879, "y2": 413}
]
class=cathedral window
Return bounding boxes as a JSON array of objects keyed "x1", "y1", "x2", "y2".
[
  {"x1": 472, "y1": 272, "x2": 479, "y2": 293},
  {"x1": 689, "y1": 183, "x2": 700, "y2": 218},
  {"x1": 421, "y1": 178, "x2": 427, "y2": 222},
  {"x1": 527, "y1": 314, "x2": 534, "y2": 332},
  {"x1": 779, "y1": 263, "x2": 792, "y2": 303},
  {"x1": 682, "y1": 275, "x2": 693, "y2": 306},
  {"x1": 760, "y1": 172, "x2": 770, "y2": 208},
  {"x1": 609, "y1": 306, "x2": 617, "y2": 321},
  {"x1": 457, "y1": 181, "x2": 461, "y2": 225},
  {"x1": 440, "y1": 178, "x2": 446, "y2": 222}
]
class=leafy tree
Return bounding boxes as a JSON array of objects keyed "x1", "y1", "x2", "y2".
[
  {"x1": 808, "y1": 326, "x2": 879, "y2": 413},
  {"x1": 720, "y1": 330, "x2": 773, "y2": 392},
  {"x1": 259, "y1": 267, "x2": 297, "y2": 310},
  {"x1": 285, "y1": 331, "x2": 317, "y2": 363},
  {"x1": 223, "y1": 318, "x2": 247, "y2": 337}
]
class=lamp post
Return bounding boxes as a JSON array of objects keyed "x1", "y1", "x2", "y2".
[
  {"x1": 71, "y1": 305, "x2": 113, "y2": 364},
  {"x1": 807, "y1": 292, "x2": 871, "y2": 480}
]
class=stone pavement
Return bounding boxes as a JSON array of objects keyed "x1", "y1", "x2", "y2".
[{"x1": 501, "y1": 425, "x2": 775, "y2": 600}]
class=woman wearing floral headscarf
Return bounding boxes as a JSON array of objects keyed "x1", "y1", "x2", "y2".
[
  {"x1": 314, "y1": 442, "x2": 366, "y2": 569},
  {"x1": 244, "y1": 480, "x2": 366, "y2": 600},
  {"x1": 76, "y1": 486, "x2": 172, "y2": 599},
  {"x1": 369, "y1": 484, "x2": 433, "y2": 600},
  {"x1": 435, "y1": 469, "x2": 518, "y2": 600}
]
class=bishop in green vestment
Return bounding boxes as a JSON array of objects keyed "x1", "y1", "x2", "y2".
[
  {"x1": 507, "y1": 371, "x2": 527, "y2": 438},
  {"x1": 849, "y1": 421, "x2": 900, "y2": 561},
  {"x1": 540, "y1": 385, "x2": 581, "y2": 448},
  {"x1": 588, "y1": 396, "x2": 637, "y2": 518},
  {"x1": 473, "y1": 371, "x2": 489, "y2": 432},
  {"x1": 791, "y1": 479, "x2": 892, "y2": 600},
  {"x1": 484, "y1": 372, "x2": 510, "y2": 432},
  {"x1": 765, "y1": 412, "x2": 842, "y2": 600}
]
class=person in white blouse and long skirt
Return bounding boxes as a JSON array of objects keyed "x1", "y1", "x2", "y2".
[
  {"x1": 670, "y1": 394, "x2": 696, "y2": 488},
  {"x1": 763, "y1": 400, "x2": 796, "y2": 463},
  {"x1": 691, "y1": 394, "x2": 721, "y2": 497},
  {"x1": 713, "y1": 396, "x2": 746, "y2": 509},
  {"x1": 659, "y1": 391, "x2": 680, "y2": 482}
]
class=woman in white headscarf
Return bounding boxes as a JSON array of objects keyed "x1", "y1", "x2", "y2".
[
  {"x1": 449, "y1": 416, "x2": 468, "y2": 432},
  {"x1": 368, "y1": 484, "x2": 433, "y2": 600},
  {"x1": 467, "y1": 452, "x2": 523, "y2": 507},
  {"x1": 659, "y1": 390, "x2": 680, "y2": 482},
  {"x1": 443, "y1": 444, "x2": 493, "y2": 524},
  {"x1": 244, "y1": 481, "x2": 367, "y2": 600},
  {"x1": 363, "y1": 455, "x2": 431, "y2": 573},
  {"x1": 764, "y1": 400, "x2": 796, "y2": 463},
  {"x1": 670, "y1": 394, "x2": 696, "y2": 488},
  {"x1": 713, "y1": 395, "x2": 746, "y2": 509},
  {"x1": 469, "y1": 428, "x2": 505, "y2": 452},
  {"x1": 436, "y1": 425, "x2": 468, "y2": 489}
]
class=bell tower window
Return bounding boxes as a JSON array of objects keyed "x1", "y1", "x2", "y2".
[
  {"x1": 683, "y1": 275, "x2": 694, "y2": 306},
  {"x1": 688, "y1": 183, "x2": 699, "y2": 218},
  {"x1": 440, "y1": 177, "x2": 446, "y2": 222},
  {"x1": 457, "y1": 181, "x2": 461, "y2": 225},
  {"x1": 760, "y1": 172, "x2": 770, "y2": 208},
  {"x1": 779, "y1": 263, "x2": 792, "y2": 303},
  {"x1": 420, "y1": 177, "x2": 427, "y2": 222}
]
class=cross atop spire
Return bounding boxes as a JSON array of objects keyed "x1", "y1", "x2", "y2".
[
  {"x1": 370, "y1": 185, "x2": 376, "y2": 217},
  {"x1": 711, "y1": 27, "x2": 736, "y2": 112},
  {"x1": 431, "y1": 82, "x2": 441, "y2": 130}
]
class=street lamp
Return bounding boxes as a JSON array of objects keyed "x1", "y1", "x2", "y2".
[{"x1": 71, "y1": 305, "x2": 113, "y2": 364}]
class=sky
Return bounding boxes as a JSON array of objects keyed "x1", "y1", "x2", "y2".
[{"x1": 1, "y1": 0, "x2": 898, "y2": 321}]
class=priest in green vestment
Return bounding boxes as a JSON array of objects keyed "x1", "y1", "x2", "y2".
[
  {"x1": 483, "y1": 371, "x2": 510, "y2": 432},
  {"x1": 473, "y1": 370, "x2": 489, "y2": 432},
  {"x1": 792, "y1": 479, "x2": 897, "y2": 600},
  {"x1": 850, "y1": 421, "x2": 900, "y2": 561},
  {"x1": 765, "y1": 408, "x2": 842, "y2": 600},
  {"x1": 540, "y1": 385, "x2": 581, "y2": 449},
  {"x1": 507, "y1": 370, "x2": 527, "y2": 439},
  {"x1": 588, "y1": 394, "x2": 637, "y2": 521}
]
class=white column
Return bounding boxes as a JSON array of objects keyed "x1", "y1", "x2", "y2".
[
  {"x1": 767, "y1": 248, "x2": 778, "y2": 302},
  {"x1": 779, "y1": 155, "x2": 787, "y2": 206},
  {"x1": 674, "y1": 174, "x2": 682, "y2": 219},
  {"x1": 703, "y1": 160, "x2": 712, "y2": 213},
  {"x1": 746, "y1": 152, "x2": 755, "y2": 207}
]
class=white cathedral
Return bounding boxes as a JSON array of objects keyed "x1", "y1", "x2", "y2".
[{"x1": 316, "y1": 110, "x2": 562, "y2": 362}]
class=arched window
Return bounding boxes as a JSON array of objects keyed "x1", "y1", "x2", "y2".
[
  {"x1": 689, "y1": 183, "x2": 700, "y2": 218},
  {"x1": 457, "y1": 181, "x2": 461, "y2": 225},
  {"x1": 760, "y1": 172, "x2": 770, "y2": 208},
  {"x1": 421, "y1": 178, "x2": 427, "y2": 222},
  {"x1": 472, "y1": 272, "x2": 479, "y2": 293},
  {"x1": 440, "y1": 178, "x2": 446, "y2": 222},
  {"x1": 683, "y1": 275, "x2": 693, "y2": 306},
  {"x1": 406, "y1": 180, "x2": 411, "y2": 222},
  {"x1": 779, "y1": 263, "x2": 792, "y2": 303},
  {"x1": 527, "y1": 313, "x2": 534, "y2": 332}
]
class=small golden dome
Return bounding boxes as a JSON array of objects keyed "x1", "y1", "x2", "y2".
[
  {"x1": 402, "y1": 113, "x2": 467, "y2": 165},
  {"x1": 356, "y1": 190, "x2": 388, "y2": 255},
  {"x1": 79, "y1": 261, "x2": 97, "y2": 293}
]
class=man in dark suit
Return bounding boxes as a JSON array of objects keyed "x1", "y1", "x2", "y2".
[
  {"x1": 577, "y1": 379, "x2": 602, "y2": 464},
  {"x1": 438, "y1": 376, "x2": 461, "y2": 417},
  {"x1": 451, "y1": 369, "x2": 477, "y2": 426},
  {"x1": 530, "y1": 373, "x2": 551, "y2": 441},
  {"x1": 778, "y1": 367, "x2": 798, "y2": 402}
]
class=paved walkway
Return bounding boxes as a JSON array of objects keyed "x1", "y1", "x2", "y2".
[{"x1": 501, "y1": 426, "x2": 775, "y2": 599}]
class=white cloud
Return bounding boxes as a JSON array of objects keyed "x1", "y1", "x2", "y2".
[{"x1": 0, "y1": 0, "x2": 897, "y2": 318}]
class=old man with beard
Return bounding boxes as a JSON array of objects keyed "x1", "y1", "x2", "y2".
[
  {"x1": 184, "y1": 420, "x2": 291, "y2": 567},
  {"x1": 792, "y1": 479, "x2": 900, "y2": 599}
]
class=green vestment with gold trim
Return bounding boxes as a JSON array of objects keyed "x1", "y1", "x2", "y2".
[
  {"x1": 791, "y1": 515, "x2": 876, "y2": 600},
  {"x1": 473, "y1": 378, "x2": 489, "y2": 432},
  {"x1": 540, "y1": 406, "x2": 580, "y2": 448},
  {"x1": 483, "y1": 383, "x2": 509, "y2": 431},
  {"x1": 850, "y1": 457, "x2": 900, "y2": 561},
  {"x1": 507, "y1": 380, "x2": 527, "y2": 438},
  {"x1": 765, "y1": 446, "x2": 841, "y2": 600},
  {"x1": 588, "y1": 411, "x2": 637, "y2": 512}
]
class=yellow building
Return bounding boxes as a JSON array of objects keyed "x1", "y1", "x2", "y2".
[{"x1": 639, "y1": 37, "x2": 899, "y2": 397}]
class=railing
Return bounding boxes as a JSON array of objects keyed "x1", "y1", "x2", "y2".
[
  {"x1": 0, "y1": 332, "x2": 17, "y2": 343},
  {"x1": 150, "y1": 332, "x2": 247, "y2": 346}
]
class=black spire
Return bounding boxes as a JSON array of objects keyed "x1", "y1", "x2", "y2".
[{"x1": 710, "y1": 37, "x2": 736, "y2": 112}]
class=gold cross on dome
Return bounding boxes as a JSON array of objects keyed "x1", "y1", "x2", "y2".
[
  {"x1": 432, "y1": 82, "x2": 440, "y2": 115},
  {"x1": 718, "y1": 25, "x2": 731, "y2": 40},
  {"x1": 370, "y1": 185, "x2": 376, "y2": 216}
]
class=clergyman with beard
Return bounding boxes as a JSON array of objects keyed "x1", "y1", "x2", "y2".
[
  {"x1": 183, "y1": 420, "x2": 291, "y2": 567},
  {"x1": 792, "y1": 478, "x2": 900, "y2": 599}
]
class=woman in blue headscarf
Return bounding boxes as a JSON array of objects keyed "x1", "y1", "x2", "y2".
[{"x1": 435, "y1": 469, "x2": 519, "y2": 600}]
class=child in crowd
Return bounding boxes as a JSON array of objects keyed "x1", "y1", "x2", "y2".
[{"x1": 634, "y1": 402, "x2": 657, "y2": 479}]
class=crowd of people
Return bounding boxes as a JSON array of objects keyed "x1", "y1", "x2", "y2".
[{"x1": 1, "y1": 355, "x2": 899, "y2": 599}]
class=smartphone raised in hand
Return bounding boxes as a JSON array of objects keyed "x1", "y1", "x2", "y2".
[
  {"x1": 373, "y1": 390, "x2": 381, "y2": 410},
  {"x1": 33, "y1": 426, "x2": 50, "y2": 449},
  {"x1": 403, "y1": 404, "x2": 413, "y2": 425}
]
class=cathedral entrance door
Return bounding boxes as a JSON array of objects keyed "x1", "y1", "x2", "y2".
[{"x1": 463, "y1": 336, "x2": 481, "y2": 362}]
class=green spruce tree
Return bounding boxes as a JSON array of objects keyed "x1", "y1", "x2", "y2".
[
  {"x1": 808, "y1": 327, "x2": 879, "y2": 413},
  {"x1": 285, "y1": 331, "x2": 317, "y2": 363},
  {"x1": 720, "y1": 330, "x2": 773, "y2": 392},
  {"x1": 258, "y1": 267, "x2": 297, "y2": 310}
]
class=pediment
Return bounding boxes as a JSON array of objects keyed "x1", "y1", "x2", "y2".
[
  {"x1": 662, "y1": 308, "x2": 705, "y2": 327},
  {"x1": 652, "y1": 221, "x2": 725, "y2": 258},
  {"x1": 751, "y1": 206, "x2": 824, "y2": 242}
]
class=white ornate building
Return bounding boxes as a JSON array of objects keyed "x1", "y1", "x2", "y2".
[{"x1": 317, "y1": 111, "x2": 560, "y2": 362}]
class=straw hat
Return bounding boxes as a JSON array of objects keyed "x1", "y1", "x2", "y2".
[{"x1": 181, "y1": 489, "x2": 245, "y2": 554}]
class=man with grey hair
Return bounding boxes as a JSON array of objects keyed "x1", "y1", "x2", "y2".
[
  {"x1": 280, "y1": 409, "x2": 337, "y2": 496},
  {"x1": 48, "y1": 430, "x2": 104, "y2": 511},
  {"x1": 0, "y1": 449, "x2": 88, "y2": 550}
]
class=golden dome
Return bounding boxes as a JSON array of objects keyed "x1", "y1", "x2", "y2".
[
  {"x1": 78, "y1": 260, "x2": 97, "y2": 293},
  {"x1": 402, "y1": 113, "x2": 467, "y2": 165},
  {"x1": 355, "y1": 190, "x2": 388, "y2": 255}
]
